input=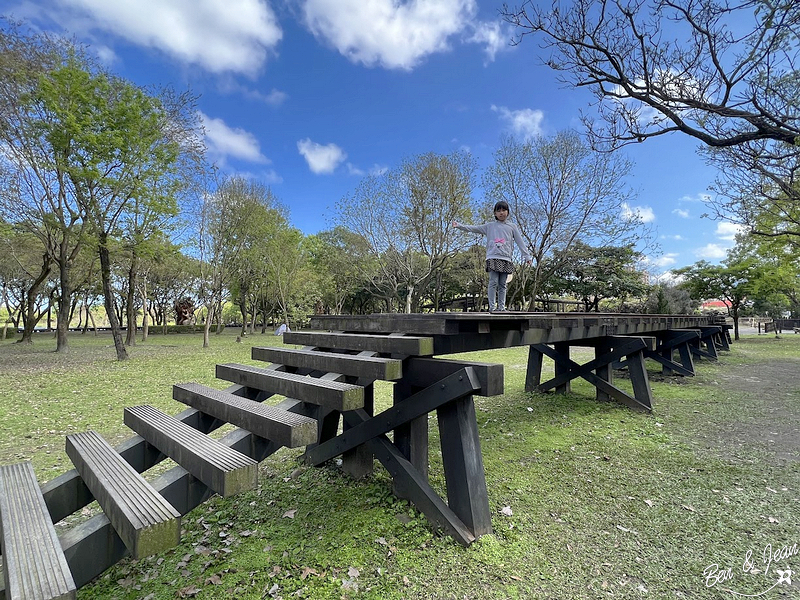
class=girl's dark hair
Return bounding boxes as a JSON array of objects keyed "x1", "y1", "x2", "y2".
[{"x1": 493, "y1": 201, "x2": 509, "y2": 218}]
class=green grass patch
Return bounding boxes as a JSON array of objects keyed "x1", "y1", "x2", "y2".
[{"x1": 1, "y1": 331, "x2": 798, "y2": 599}]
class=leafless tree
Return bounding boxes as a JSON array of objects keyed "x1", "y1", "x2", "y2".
[
  {"x1": 483, "y1": 132, "x2": 651, "y2": 309},
  {"x1": 501, "y1": 0, "x2": 800, "y2": 238}
]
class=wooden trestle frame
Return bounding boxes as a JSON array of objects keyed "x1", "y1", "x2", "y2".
[{"x1": 0, "y1": 312, "x2": 728, "y2": 598}]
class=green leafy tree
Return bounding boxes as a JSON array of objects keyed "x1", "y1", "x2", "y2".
[
  {"x1": 675, "y1": 258, "x2": 757, "y2": 340},
  {"x1": 543, "y1": 241, "x2": 650, "y2": 312}
]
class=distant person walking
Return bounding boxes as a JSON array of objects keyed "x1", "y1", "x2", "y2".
[{"x1": 453, "y1": 201, "x2": 531, "y2": 312}]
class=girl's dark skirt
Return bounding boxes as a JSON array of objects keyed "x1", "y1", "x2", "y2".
[{"x1": 486, "y1": 258, "x2": 513, "y2": 273}]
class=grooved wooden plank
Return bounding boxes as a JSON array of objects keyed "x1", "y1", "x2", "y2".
[
  {"x1": 172, "y1": 383, "x2": 318, "y2": 447},
  {"x1": 252, "y1": 346, "x2": 403, "y2": 380},
  {"x1": 282, "y1": 331, "x2": 434, "y2": 356},
  {"x1": 123, "y1": 405, "x2": 258, "y2": 498},
  {"x1": 0, "y1": 461, "x2": 76, "y2": 600},
  {"x1": 65, "y1": 431, "x2": 181, "y2": 559},
  {"x1": 216, "y1": 363, "x2": 364, "y2": 411}
]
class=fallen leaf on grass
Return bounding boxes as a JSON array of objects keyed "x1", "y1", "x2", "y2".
[
  {"x1": 682, "y1": 505, "x2": 696, "y2": 512},
  {"x1": 767, "y1": 516, "x2": 779, "y2": 523},
  {"x1": 501, "y1": 506, "x2": 513, "y2": 516},
  {"x1": 644, "y1": 499, "x2": 654, "y2": 507},
  {"x1": 205, "y1": 574, "x2": 223, "y2": 585},
  {"x1": 300, "y1": 567, "x2": 318, "y2": 580},
  {"x1": 348, "y1": 566, "x2": 360, "y2": 578},
  {"x1": 178, "y1": 585, "x2": 201, "y2": 598},
  {"x1": 283, "y1": 509, "x2": 298, "y2": 518}
]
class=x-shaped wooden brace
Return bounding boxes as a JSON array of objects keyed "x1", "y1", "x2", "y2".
[
  {"x1": 305, "y1": 367, "x2": 491, "y2": 546},
  {"x1": 530, "y1": 337, "x2": 653, "y2": 411},
  {"x1": 615, "y1": 330, "x2": 698, "y2": 377}
]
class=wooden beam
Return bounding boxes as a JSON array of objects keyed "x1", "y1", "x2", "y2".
[{"x1": 283, "y1": 331, "x2": 434, "y2": 356}]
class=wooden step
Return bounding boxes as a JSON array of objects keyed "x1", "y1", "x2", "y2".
[
  {"x1": 65, "y1": 431, "x2": 181, "y2": 559},
  {"x1": 216, "y1": 363, "x2": 364, "y2": 411},
  {"x1": 0, "y1": 461, "x2": 77, "y2": 600},
  {"x1": 172, "y1": 383, "x2": 318, "y2": 448},
  {"x1": 123, "y1": 405, "x2": 258, "y2": 498},
  {"x1": 252, "y1": 346, "x2": 403, "y2": 380},
  {"x1": 282, "y1": 331, "x2": 434, "y2": 356}
]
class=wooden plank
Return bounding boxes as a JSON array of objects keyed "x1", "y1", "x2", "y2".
[
  {"x1": 252, "y1": 346, "x2": 402, "y2": 380},
  {"x1": 65, "y1": 431, "x2": 181, "y2": 559},
  {"x1": 123, "y1": 405, "x2": 258, "y2": 498},
  {"x1": 0, "y1": 461, "x2": 76, "y2": 600},
  {"x1": 306, "y1": 368, "x2": 481, "y2": 466},
  {"x1": 310, "y1": 314, "x2": 456, "y2": 334},
  {"x1": 216, "y1": 363, "x2": 364, "y2": 411},
  {"x1": 173, "y1": 383, "x2": 318, "y2": 448},
  {"x1": 283, "y1": 331, "x2": 434, "y2": 356},
  {"x1": 403, "y1": 357, "x2": 504, "y2": 396}
]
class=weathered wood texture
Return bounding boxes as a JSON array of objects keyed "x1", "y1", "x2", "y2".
[
  {"x1": 65, "y1": 431, "x2": 181, "y2": 559},
  {"x1": 123, "y1": 405, "x2": 258, "y2": 497},
  {"x1": 0, "y1": 461, "x2": 76, "y2": 600},
  {"x1": 252, "y1": 346, "x2": 403, "y2": 380},
  {"x1": 216, "y1": 363, "x2": 364, "y2": 411},
  {"x1": 173, "y1": 383, "x2": 318, "y2": 448}
]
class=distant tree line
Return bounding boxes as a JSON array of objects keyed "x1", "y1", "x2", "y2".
[{"x1": 1, "y1": 9, "x2": 798, "y2": 358}]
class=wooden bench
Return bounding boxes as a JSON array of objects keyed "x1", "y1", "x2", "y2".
[
  {"x1": 65, "y1": 430, "x2": 181, "y2": 559},
  {"x1": 172, "y1": 383, "x2": 318, "y2": 448},
  {"x1": 0, "y1": 461, "x2": 77, "y2": 600},
  {"x1": 124, "y1": 405, "x2": 259, "y2": 498}
]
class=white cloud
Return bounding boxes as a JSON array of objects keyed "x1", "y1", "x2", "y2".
[
  {"x1": 467, "y1": 21, "x2": 511, "y2": 63},
  {"x1": 622, "y1": 202, "x2": 656, "y2": 223},
  {"x1": 199, "y1": 112, "x2": 269, "y2": 165},
  {"x1": 491, "y1": 105, "x2": 544, "y2": 140},
  {"x1": 694, "y1": 243, "x2": 727, "y2": 260},
  {"x1": 297, "y1": 138, "x2": 347, "y2": 174},
  {"x1": 650, "y1": 253, "x2": 679, "y2": 268},
  {"x1": 300, "y1": 0, "x2": 477, "y2": 70},
  {"x1": 715, "y1": 222, "x2": 746, "y2": 241},
  {"x1": 672, "y1": 208, "x2": 690, "y2": 218},
  {"x1": 218, "y1": 80, "x2": 288, "y2": 106},
  {"x1": 660, "y1": 234, "x2": 684, "y2": 241},
  {"x1": 679, "y1": 193, "x2": 712, "y2": 203},
  {"x1": 64, "y1": 0, "x2": 282, "y2": 75}
]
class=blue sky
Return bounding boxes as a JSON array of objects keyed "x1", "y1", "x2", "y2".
[{"x1": 4, "y1": 0, "x2": 743, "y2": 277}]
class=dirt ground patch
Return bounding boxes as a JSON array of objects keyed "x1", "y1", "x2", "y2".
[{"x1": 687, "y1": 356, "x2": 800, "y2": 466}]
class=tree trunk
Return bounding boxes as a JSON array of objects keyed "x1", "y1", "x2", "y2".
[
  {"x1": 98, "y1": 233, "x2": 129, "y2": 360},
  {"x1": 125, "y1": 250, "x2": 139, "y2": 346},
  {"x1": 19, "y1": 253, "x2": 52, "y2": 345},
  {"x1": 203, "y1": 302, "x2": 215, "y2": 348},
  {"x1": 141, "y1": 278, "x2": 149, "y2": 343},
  {"x1": 55, "y1": 255, "x2": 72, "y2": 352}
]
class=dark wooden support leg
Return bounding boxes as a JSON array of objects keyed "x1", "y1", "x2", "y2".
[
  {"x1": 342, "y1": 381, "x2": 374, "y2": 478},
  {"x1": 393, "y1": 380, "x2": 429, "y2": 491},
  {"x1": 660, "y1": 345, "x2": 674, "y2": 375},
  {"x1": 677, "y1": 341, "x2": 695, "y2": 375},
  {"x1": 437, "y1": 396, "x2": 492, "y2": 537},
  {"x1": 525, "y1": 345, "x2": 543, "y2": 392},
  {"x1": 595, "y1": 340, "x2": 613, "y2": 402},
  {"x1": 553, "y1": 342, "x2": 571, "y2": 394},
  {"x1": 625, "y1": 350, "x2": 654, "y2": 411}
]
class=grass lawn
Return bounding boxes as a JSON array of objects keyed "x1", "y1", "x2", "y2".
[{"x1": 0, "y1": 328, "x2": 798, "y2": 599}]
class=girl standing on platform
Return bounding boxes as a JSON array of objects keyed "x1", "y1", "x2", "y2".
[{"x1": 453, "y1": 201, "x2": 531, "y2": 312}]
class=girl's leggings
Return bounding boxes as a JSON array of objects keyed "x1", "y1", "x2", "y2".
[{"x1": 488, "y1": 270, "x2": 509, "y2": 311}]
